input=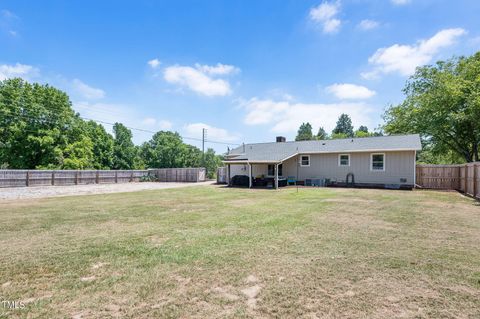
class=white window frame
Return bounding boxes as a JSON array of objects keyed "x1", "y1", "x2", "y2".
[
  {"x1": 300, "y1": 155, "x2": 310, "y2": 167},
  {"x1": 370, "y1": 153, "x2": 385, "y2": 172},
  {"x1": 338, "y1": 154, "x2": 350, "y2": 167}
]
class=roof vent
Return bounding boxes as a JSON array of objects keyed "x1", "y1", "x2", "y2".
[{"x1": 276, "y1": 136, "x2": 286, "y2": 143}]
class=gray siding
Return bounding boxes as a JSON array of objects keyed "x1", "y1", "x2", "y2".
[
  {"x1": 283, "y1": 151, "x2": 415, "y2": 185},
  {"x1": 226, "y1": 151, "x2": 415, "y2": 186}
]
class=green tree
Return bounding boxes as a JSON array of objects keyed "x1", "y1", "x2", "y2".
[
  {"x1": 354, "y1": 126, "x2": 373, "y2": 138},
  {"x1": 204, "y1": 148, "x2": 223, "y2": 179},
  {"x1": 0, "y1": 78, "x2": 84, "y2": 168},
  {"x1": 330, "y1": 132, "x2": 349, "y2": 139},
  {"x1": 62, "y1": 136, "x2": 94, "y2": 169},
  {"x1": 384, "y1": 52, "x2": 480, "y2": 163},
  {"x1": 358, "y1": 125, "x2": 369, "y2": 133},
  {"x1": 332, "y1": 114, "x2": 354, "y2": 137},
  {"x1": 295, "y1": 122, "x2": 313, "y2": 141},
  {"x1": 84, "y1": 120, "x2": 114, "y2": 169},
  {"x1": 112, "y1": 123, "x2": 136, "y2": 169},
  {"x1": 141, "y1": 131, "x2": 190, "y2": 168},
  {"x1": 316, "y1": 127, "x2": 328, "y2": 140}
]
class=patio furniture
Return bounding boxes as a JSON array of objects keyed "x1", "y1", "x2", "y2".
[{"x1": 287, "y1": 176, "x2": 296, "y2": 185}]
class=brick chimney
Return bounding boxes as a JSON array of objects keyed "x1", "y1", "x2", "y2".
[{"x1": 276, "y1": 136, "x2": 286, "y2": 143}]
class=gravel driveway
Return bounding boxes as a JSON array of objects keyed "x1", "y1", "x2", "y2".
[{"x1": 0, "y1": 181, "x2": 215, "y2": 200}]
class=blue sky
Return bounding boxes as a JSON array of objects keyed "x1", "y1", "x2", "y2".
[{"x1": 1, "y1": 0, "x2": 479, "y2": 153}]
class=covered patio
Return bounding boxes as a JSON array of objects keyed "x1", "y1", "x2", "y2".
[{"x1": 223, "y1": 159, "x2": 295, "y2": 189}]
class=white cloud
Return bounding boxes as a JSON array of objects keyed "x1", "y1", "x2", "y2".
[
  {"x1": 194, "y1": 63, "x2": 239, "y2": 75},
  {"x1": 142, "y1": 117, "x2": 173, "y2": 130},
  {"x1": 184, "y1": 122, "x2": 239, "y2": 142},
  {"x1": 142, "y1": 117, "x2": 157, "y2": 126},
  {"x1": 309, "y1": 1, "x2": 341, "y2": 34},
  {"x1": 1, "y1": 9, "x2": 20, "y2": 37},
  {"x1": 163, "y1": 64, "x2": 234, "y2": 96},
  {"x1": 0, "y1": 63, "x2": 39, "y2": 81},
  {"x1": 72, "y1": 79, "x2": 105, "y2": 99},
  {"x1": 158, "y1": 120, "x2": 173, "y2": 130},
  {"x1": 362, "y1": 28, "x2": 466, "y2": 78},
  {"x1": 391, "y1": 0, "x2": 411, "y2": 5},
  {"x1": 241, "y1": 98, "x2": 374, "y2": 134},
  {"x1": 147, "y1": 58, "x2": 161, "y2": 69},
  {"x1": 358, "y1": 19, "x2": 380, "y2": 31},
  {"x1": 325, "y1": 83, "x2": 376, "y2": 100}
]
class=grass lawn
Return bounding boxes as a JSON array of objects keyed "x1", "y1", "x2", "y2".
[{"x1": 0, "y1": 186, "x2": 479, "y2": 318}]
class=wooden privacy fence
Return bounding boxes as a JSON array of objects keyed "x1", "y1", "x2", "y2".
[
  {"x1": 0, "y1": 167, "x2": 207, "y2": 188},
  {"x1": 416, "y1": 163, "x2": 480, "y2": 199},
  {"x1": 148, "y1": 168, "x2": 206, "y2": 183},
  {"x1": 0, "y1": 170, "x2": 149, "y2": 188}
]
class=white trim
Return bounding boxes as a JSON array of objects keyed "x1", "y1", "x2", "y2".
[
  {"x1": 300, "y1": 155, "x2": 310, "y2": 167},
  {"x1": 413, "y1": 150, "x2": 417, "y2": 186},
  {"x1": 338, "y1": 154, "x2": 350, "y2": 167},
  {"x1": 370, "y1": 153, "x2": 386, "y2": 172},
  {"x1": 248, "y1": 163, "x2": 252, "y2": 188}
]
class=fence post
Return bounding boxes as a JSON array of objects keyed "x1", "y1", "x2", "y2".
[
  {"x1": 26, "y1": 170, "x2": 30, "y2": 187},
  {"x1": 52, "y1": 171, "x2": 55, "y2": 186},
  {"x1": 464, "y1": 165, "x2": 468, "y2": 194},
  {"x1": 75, "y1": 171, "x2": 79, "y2": 185},
  {"x1": 130, "y1": 171, "x2": 134, "y2": 182},
  {"x1": 115, "y1": 170, "x2": 118, "y2": 183},
  {"x1": 474, "y1": 163, "x2": 477, "y2": 199},
  {"x1": 95, "y1": 170, "x2": 99, "y2": 184}
]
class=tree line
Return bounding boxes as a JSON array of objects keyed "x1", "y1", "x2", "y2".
[
  {"x1": 295, "y1": 113, "x2": 382, "y2": 141},
  {"x1": 0, "y1": 78, "x2": 222, "y2": 177}
]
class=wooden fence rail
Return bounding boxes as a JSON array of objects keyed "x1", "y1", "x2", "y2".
[
  {"x1": 0, "y1": 167, "x2": 206, "y2": 188},
  {"x1": 416, "y1": 163, "x2": 479, "y2": 199}
]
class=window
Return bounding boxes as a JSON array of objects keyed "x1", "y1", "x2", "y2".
[
  {"x1": 371, "y1": 153, "x2": 385, "y2": 171},
  {"x1": 267, "y1": 164, "x2": 283, "y2": 176},
  {"x1": 300, "y1": 155, "x2": 310, "y2": 167},
  {"x1": 339, "y1": 154, "x2": 350, "y2": 166},
  {"x1": 268, "y1": 164, "x2": 274, "y2": 176}
]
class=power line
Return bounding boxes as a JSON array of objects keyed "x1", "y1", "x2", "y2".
[{"x1": 0, "y1": 111, "x2": 241, "y2": 146}]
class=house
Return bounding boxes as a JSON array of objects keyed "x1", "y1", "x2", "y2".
[{"x1": 223, "y1": 134, "x2": 422, "y2": 189}]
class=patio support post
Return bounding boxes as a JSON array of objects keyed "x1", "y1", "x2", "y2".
[
  {"x1": 275, "y1": 163, "x2": 279, "y2": 189},
  {"x1": 248, "y1": 163, "x2": 252, "y2": 188},
  {"x1": 227, "y1": 164, "x2": 231, "y2": 186}
]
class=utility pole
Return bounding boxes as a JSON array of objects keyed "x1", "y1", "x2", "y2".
[{"x1": 202, "y1": 128, "x2": 207, "y2": 168}]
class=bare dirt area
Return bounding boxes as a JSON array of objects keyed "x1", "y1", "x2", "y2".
[{"x1": 0, "y1": 181, "x2": 215, "y2": 200}]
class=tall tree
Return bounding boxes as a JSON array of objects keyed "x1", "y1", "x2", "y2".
[
  {"x1": 84, "y1": 120, "x2": 114, "y2": 169},
  {"x1": 112, "y1": 123, "x2": 136, "y2": 169},
  {"x1": 332, "y1": 114, "x2": 354, "y2": 137},
  {"x1": 0, "y1": 78, "x2": 85, "y2": 168},
  {"x1": 141, "y1": 131, "x2": 194, "y2": 168},
  {"x1": 384, "y1": 52, "x2": 480, "y2": 163},
  {"x1": 358, "y1": 125, "x2": 369, "y2": 133},
  {"x1": 354, "y1": 126, "x2": 372, "y2": 138},
  {"x1": 316, "y1": 127, "x2": 328, "y2": 140},
  {"x1": 295, "y1": 122, "x2": 313, "y2": 141}
]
